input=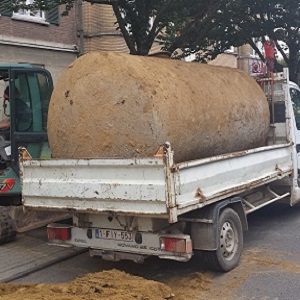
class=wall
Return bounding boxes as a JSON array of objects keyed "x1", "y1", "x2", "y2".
[
  {"x1": 209, "y1": 51, "x2": 238, "y2": 69},
  {"x1": 81, "y1": 4, "x2": 262, "y2": 73},
  {"x1": 82, "y1": 3, "x2": 127, "y2": 53},
  {"x1": 0, "y1": 5, "x2": 78, "y2": 84},
  {"x1": 81, "y1": 3, "x2": 161, "y2": 54}
]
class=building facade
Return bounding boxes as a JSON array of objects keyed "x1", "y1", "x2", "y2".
[
  {"x1": 0, "y1": 1, "x2": 262, "y2": 84},
  {"x1": 0, "y1": 0, "x2": 78, "y2": 84},
  {"x1": 79, "y1": 3, "x2": 262, "y2": 75},
  {"x1": 79, "y1": 3, "x2": 161, "y2": 54},
  {"x1": 80, "y1": 3, "x2": 127, "y2": 53},
  {"x1": 207, "y1": 43, "x2": 265, "y2": 77}
]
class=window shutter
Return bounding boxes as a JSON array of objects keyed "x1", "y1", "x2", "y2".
[
  {"x1": 46, "y1": 0, "x2": 60, "y2": 25},
  {"x1": 0, "y1": 0, "x2": 13, "y2": 17}
]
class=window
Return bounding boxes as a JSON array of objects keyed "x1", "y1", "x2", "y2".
[
  {"x1": 11, "y1": 71, "x2": 52, "y2": 132},
  {"x1": 225, "y1": 46, "x2": 235, "y2": 53},
  {"x1": 250, "y1": 39, "x2": 263, "y2": 58},
  {"x1": 290, "y1": 88, "x2": 300, "y2": 130},
  {"x1": 13, "y1": 0, "x2": 46, "y2": 23},
  {"x1": 0, "y1": 0, "x2": 59, "y2": 25}
]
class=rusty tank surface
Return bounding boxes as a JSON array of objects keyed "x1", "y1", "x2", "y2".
[{"x1": 47, "y1": 51, "x2": 270, "y2": 162}]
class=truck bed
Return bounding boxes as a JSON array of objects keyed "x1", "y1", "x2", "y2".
[{"x1": 21, "y1": 143, "x2": 293, "y2": 223}]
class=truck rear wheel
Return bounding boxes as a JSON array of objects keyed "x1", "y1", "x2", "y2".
[
  {"x1": 0, "y1": 206, "x2": 17, "y2": 244},
  {"x1": 202, "y1": 207, "x2": 243, "y2": 272}
]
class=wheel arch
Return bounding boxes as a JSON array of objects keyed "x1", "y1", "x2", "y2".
[{"x1": 190, "y1": 197, "x2": 247, "y2": 251}]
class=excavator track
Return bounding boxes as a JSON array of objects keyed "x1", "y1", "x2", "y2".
[
  {"x1": 0, "y1": 205, "x2": 72, "y2": 245},
  {"x1": 0, "y1": 206, "x2": 16, "y2": 244}
]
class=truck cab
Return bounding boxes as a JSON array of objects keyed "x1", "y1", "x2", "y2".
[
  {"x1": 0, "y1": 64, "x2": 53, "y2": 205},
  {"x1": 289, "y1": 81, "x2": 300, "y2": 173}
]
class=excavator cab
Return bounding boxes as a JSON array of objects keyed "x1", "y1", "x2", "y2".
[
  {"x1": 0, "y1": 64, "x2": 56, "y2": 243},
  {"x1": 0, "y1": 65, "x2": 53, "y2": 204}
]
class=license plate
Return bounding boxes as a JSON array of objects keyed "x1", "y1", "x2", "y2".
[{"x1": 95, "y1": 229, "x2": 133, "y2": 241}]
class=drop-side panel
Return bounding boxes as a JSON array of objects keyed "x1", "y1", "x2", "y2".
[
  {"x1": 22, "y1": 158, "x2": 168, "y2": 216},
  {"x1": 174, "y1": 144, "x2": 293, "y2": 215},
  {"x1": 21, "y1": 144, "x2": 293, "y2": 220}
]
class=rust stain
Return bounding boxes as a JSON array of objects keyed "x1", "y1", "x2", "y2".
[
  {"x1": 195, "y1": 188, "x2": 206, "y2": 203},
  {"x1": 154, "y1": 145, "x2": 164, "y2": 157},
  {"x1": 207, "y1": 170, "x2": 292, "y2": 203}
]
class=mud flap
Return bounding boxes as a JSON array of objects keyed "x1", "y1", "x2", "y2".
[{"x1": 9, "y1": 206, "x2": 72, "y2": 233}]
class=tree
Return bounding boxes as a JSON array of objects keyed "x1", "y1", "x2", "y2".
[
  {"x1": 8, "y1": 0, "x2": 225, "y2": 56},
  {"x1": 260, "y1": 1, "x2": 300, "y2": 83},
  {"x1": 165, "y1": 0, "x2": 300, "y2": 82},
  {"x1": 194, "y1": 0, "x2": 300, "y2": 82},
  {"x1": 8, "y1": 0, "x2": 300, "y2": 82},
  {"x1": 160, "y1": 0, "x2": 233, "y2": 61}
]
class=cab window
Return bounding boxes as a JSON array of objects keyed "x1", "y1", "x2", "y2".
[
  {"x1": 290, "y1": 88, "x2": 300, "y2": 130},
  {"x1": 14, "y1": 71, "x2": 51, "y2": 132}
]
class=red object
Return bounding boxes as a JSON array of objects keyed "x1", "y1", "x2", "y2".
[
  {"x1": 160, "y1": 237, "x2": 192, "y2": 253},
  {"x1": 47, "y1": 224, "x2": 71, "y2": 241},
  {"x1": 0, "y1": 179, "x2": 16, "y2": 193},
  {"x1": 263, "y1": 40, "x2": 276, "y2": 59}
]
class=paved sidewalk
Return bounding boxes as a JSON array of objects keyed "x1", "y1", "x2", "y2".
[{"x1": 0, "y1": 227, "x2": 86, "y2": 282}]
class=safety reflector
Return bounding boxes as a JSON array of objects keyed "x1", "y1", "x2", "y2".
[
  {"x1": 47, "y1": 224, "x2": 71, "y2": 241},
  {"x1": 160, "y1": 237, "x2": 192, "y2": 253}
]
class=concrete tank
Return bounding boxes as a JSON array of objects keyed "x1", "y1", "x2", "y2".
[{"x1": 48, "y1": 52, "x2": 270, "y2": 162}]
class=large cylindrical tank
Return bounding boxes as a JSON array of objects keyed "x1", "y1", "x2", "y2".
[{"x1": 48, "y1": 52, "x2": 270, "y2": 162}]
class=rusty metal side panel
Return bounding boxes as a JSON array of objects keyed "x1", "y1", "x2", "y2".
[
  {"x1": 22, "y1": 158, "x2": 169, "y2": 216},
  {"x1": 174, "y1": 144, "x2": 293, "y2": 215},
  {"x1": 21, "y1": 144, "x2": 293, "y2": 221}
]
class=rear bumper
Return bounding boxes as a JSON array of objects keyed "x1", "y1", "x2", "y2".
[{"x1": 47, "y1": 224, "x2": 193, "y2": 262}]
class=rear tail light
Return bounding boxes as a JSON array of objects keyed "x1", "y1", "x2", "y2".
[
  {"x1": 160, "y1": 237, "x2": 192, "y2": 254},
  {"x1": 47, "y1": 224, "x2": 72, "y2": 241}
]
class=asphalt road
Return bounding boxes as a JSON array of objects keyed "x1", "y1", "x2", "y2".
[{"x1": 11, "y1": 201, "x2": 300, "y2": 299}]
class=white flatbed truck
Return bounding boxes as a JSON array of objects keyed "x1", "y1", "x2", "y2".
[{"x1": 19, "y1": 69, "x2": 300, "y2": 271}]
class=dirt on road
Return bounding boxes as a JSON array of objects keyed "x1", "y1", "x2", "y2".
[
  {"x1": 2, "y1": 247, "x2": 300, "y2": 300},
  {"x1": 0, "y1": 269, "x2": 212, "y2": 300}
]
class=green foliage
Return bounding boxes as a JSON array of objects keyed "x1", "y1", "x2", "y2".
[
  {"x1": 225, "y1": 0, "x2": 300, "y2": 81},
  {"x1": 7, "y1": 0, "x2": 300, "y2": 81}
]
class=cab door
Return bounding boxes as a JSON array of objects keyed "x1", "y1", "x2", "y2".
[
  {"x1": 10, "y1": 68, "x2": 53, "y2": 172},
  {"x1": 290, "y1": 82, "x2": 300, "y2": 173}
]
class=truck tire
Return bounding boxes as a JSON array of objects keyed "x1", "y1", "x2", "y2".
[
  {"x1": 0, "y1": 206, "x2": 17, "y2": 244},
  {"x1": 202, "y1": 207, "x2": 243, "y2": 272}
]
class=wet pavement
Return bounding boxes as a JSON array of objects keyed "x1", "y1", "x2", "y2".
[
  {"x1": 0, "y1": 228, "x2": 85, "y2": 282},
  {"x1": 7, "y1": 201, "x2": 300, "y2": 299}
]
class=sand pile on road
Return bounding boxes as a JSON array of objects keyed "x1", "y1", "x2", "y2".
[
  {"x1": 165, "y1": 272, "x2": 212, "y2": 300},
  {"x1": 0, "y1": 270, "x2": 174, "y2": 300},
  {"x1": 48, "y1": 52, "x2": 269, "y2": 162}
]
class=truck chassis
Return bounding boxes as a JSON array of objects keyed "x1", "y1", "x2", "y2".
[{"x1": 20, "y1": 69, "x2": 300, "y2": 271}]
